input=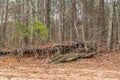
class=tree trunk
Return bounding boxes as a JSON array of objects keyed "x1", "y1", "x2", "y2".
[
  {"x1": 71, "y1": 0, "x2": 80, "y2": 41},
  {"x1": 58, "y1": 0, "x2": 63, "y2": 45},
  {"x1": 116, "y1": 0, "x2": 120, "y2": 48},
  {"x1": 98, "y1": 0, "x2": 106, "y2": 41},
  {"x1": 22, "y1": 0, "x2": 29, "y2": 48},
  {"x1": 112, "y1": 1, "x2": 118, "y2": 43},
  {"x1": 92, "y1": 0, "x2": 99, "y2": 51},
  {"x1": 107, "y1": 1, "x2": 113, "y2": 52},
  {"x1": 45, "y1": 0, "x2": 51, "y2": 41},
  {"x1": 45, "y1": 0, "x2": 51, "y2": 28},
  {"x1": 1, "y1": 0, "x2": 9, "y2": 47},
  {"x1": 80, "y1": 0, "x2": 88, "y2": 41},
  {"x1": 116, "y1": 1, "x2": 120, "y2": 45}
]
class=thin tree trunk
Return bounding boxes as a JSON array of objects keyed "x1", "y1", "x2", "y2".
[
  {"x1": 80, "y1": 0, "x2": 88, "y2": 48},
  {"x1": 98, "y1": 0, "x2": 106, "y2": 41},
  {"x1": 107, "y1": 1, "x2": 113, "y2": 52},
  {"x1": 1, "y1": 0, "x2": 9, "y2": 47},
  {"x1": 45, "y1": 0, "x2": 51, "y2": 41},
  {"x1": 112, "y1": 1, "x2": 118, "y2": 43},
  {"x1": 22, "y1": 0, "x2": 29, "y2": 48},
  {"x1": 0, "y1": 0, "x2": 3, "y2": 46},
  {"x1": 45, "y1": 0, "x2": 51, "y2": 28},
  {"x1": 58, "y1": 0, "x2": 63, "y2": 45},
  {"x1": 71, "y1": 0, "x2": 80, "y2": 41},
  {"x1": 80, "y1": 0, "x2": 88, "y2": 40},
  {"x1": 116, "y1": 0, "x2": 120, "y2": 47},
  {"x1": 92, "y1": 0, "x2": 99, "y2": 51}
]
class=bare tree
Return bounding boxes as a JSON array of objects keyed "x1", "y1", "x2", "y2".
[
  {"x1": 107, "y1": 0, "x2": 113, "y2": 52},
  {"x1": 45, "y1": 0, "x2": 51, "y2": 28},
  {"x1": 58, "y1": 0, "x2": 63, "y2": 45},
  {"x1": 22, "y1": 0, "x2": 29, "y2": 48},
  {"x1": 80, "y1": 0, "x2": 88, "y2": 49},
  {"x1": 45, "y1": 0, "x2": 51, "y2": 41},
  {"x1": 117, "y1": 0, "x2": 120, "y2": 45},
  {"x1": 98, "y1": 0, "x2": 106, "y2": 41},
  {"x1": 71, "y1": 0, "x2": 80, "y2": 41},
  {"x1": 1, "y1": 0, "x2": 9, "y2": 47}
]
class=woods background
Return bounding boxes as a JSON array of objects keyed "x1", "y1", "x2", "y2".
[{"x1": 0, "y1": 0, "x2": 119, "y2": 53}]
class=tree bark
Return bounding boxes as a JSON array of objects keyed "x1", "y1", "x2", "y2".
[
  {"x1": 107, "y1": 1, "x2": 113, "y2": 52},
  {"x1": 116, "y1": 0, "x2": 120, "y2": 48},
  {"x1": 71, "y1": 0, "x2": 80, "y2": 41},
  {"x1": 92, "y1": 0, "x2": 99, "y2": 51},
  {"x1": 47, "y1": 52, "x2": 96, "y2": 64},
  {"x1": 1, "y1": 0, "x2": 9, "y2": 47},
  {"x1": 45, "y1": 0, "x2": 51, "y2": 28},
  {"x1": 22, "y1": 0, "x2": 29, "y2": 47},
  {"x1": 58, "y1": 0, "x2": 63, "y2": 45},
  {"x1": 80, "y1": 0, "x2": 88, "y2": 49},
  {"x1": 98, "y1": 0, "x2": 106, "y2": 41}
]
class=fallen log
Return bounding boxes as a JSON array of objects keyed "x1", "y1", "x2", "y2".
[
  {"x1": 47, "y1": 52, "x2": 97, "y2": 64},
  {"x1": 0, "y1": 42, "x2": 92, "y2": 57}
]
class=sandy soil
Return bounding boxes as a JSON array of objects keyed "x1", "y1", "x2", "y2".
[{"x1": 0, "y1": 51, "x2": 120, "y2": 80}]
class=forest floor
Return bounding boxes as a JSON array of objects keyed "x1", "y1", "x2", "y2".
[{"x1": 0, "y1": 51, "x2": 120, "y2": 80}]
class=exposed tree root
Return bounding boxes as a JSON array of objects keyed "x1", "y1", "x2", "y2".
[{"x1": 47, "y1": 52, "x2": 97, "y2": 64}]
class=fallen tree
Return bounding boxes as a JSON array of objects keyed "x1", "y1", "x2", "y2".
[
  {"x1": 0, "y1": 42, "x2": 97, "y2": 63},
  {"x1": 47, "y1": 52, "x2": 97, "y2": 64},
  {"x1": 0, "y1": 42, "x2": 88, "y2": 56}
]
